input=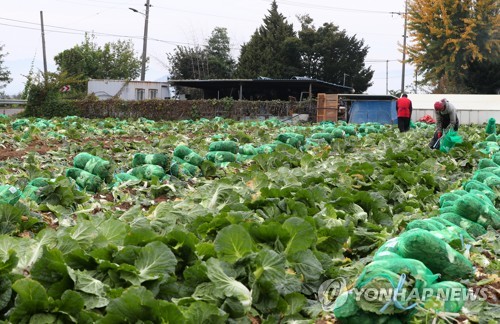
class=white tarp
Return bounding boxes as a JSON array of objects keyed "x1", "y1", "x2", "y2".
[{"x1": 408, "y1": 94, "x2": 500, "y2": 124}]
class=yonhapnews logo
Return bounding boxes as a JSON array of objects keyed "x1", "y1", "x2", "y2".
[{"x1": 318, "y1": 277, "x2": 489, "y2": 311}]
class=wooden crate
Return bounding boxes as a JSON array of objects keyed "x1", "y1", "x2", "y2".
[{"x1": 316, "y1": 93, "x2": 339, "y2": 122}]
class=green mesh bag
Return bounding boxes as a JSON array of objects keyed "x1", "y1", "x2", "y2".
[
  {"x1": 11, "y1": 118, "x2": 30, "y2": 130},
  {"x1": 452, "y1": 193, "x2": 500, "y2": 229},
  {"x1": 173, "y1": 145, "x2": 194, "y2": 159},
  {"x1": 237, "y1": 154, "x2": 255, "y2": 162},
  {"x1": 73, "y1": 152, "x2": 95, "y2": 169},
  {"x1": 406, "y1": 219, "x2": 446, "y2": 232},
  {"x1": 439, "y1": 130, "x2": 463, "y2": 153},
  {"x1": 395, "y1": 229, "x2": 474, "y2": 280},
  {"x1": 74, "y1": 153, "x2": 111, "y2": 181},
  {"x1": 183, "y1": 151, "x2": 204, "y2": 167},
  {"x1": 440, "y1": 213, "x2": 487, "y2": 238},
  {"x1": 128, "y1": 164, "x2": 166, "y2": 180},
  {"x1": 485, "y1": 117, "x2": 496, "y2": 135},
  {"x1": 322, "y1": 126, "x2": 336, "y2": 133},
  {"x1": 484, "y1": 175, "x2": 500, "y2": 187},
  {"x1": 276, "y1": 133, "x2": 305, "y2": 148},
  {"x1": 478, "y1": 158, "x2": 498, "y2": 169},
  {"x1": 492, "y1": 152, "x2": 500, "y2": 165},
  {"x1": 338, "y1": 125, "x2": 357, "y2": 136},
  {"x1": 170, "y1": 157, "x2": 200, "y2": 178},
  {"x1": 257, "y1": 144, "x2": 278, "y2": 154},
  {"x1": 485, "y1": 134, "x2": 498, "y2": 142},
  {"x1": 206, "y1": 151, "x2": 237, "y2": 163},
  {"x1": 439, "y1": 192, "x2": 461, "y2": 207},
  {"x1": 332, "y1": 128, "x2": 346, "y2": 138},
  {"x1": 23, "y1": 177, "x2": 51, "y2": 202},
  {"x1": 467, "y1": 189, "x2": 495, "y2": 207},
  {"x1": 239, "y1": 144, "x2": 258, "y2": 156},
  {"x1": 373, "y1": 238, "x2": 400, "y2": 257},
  {"x1": 472, "y1": 170, "x2": 497, "y2": 183},
  {"x1": 114, "y1": 173, "x2": 141, "y2": 184},
  {"x1": 132, "y1": 153, "x2": 170, "y2": 169},
  {"x1": 430, "y1": 217, "x2": 474, "y2": 242},
  {"x1": 209, "y1": 141, "x2": 239, "y2": 154},
  {"x1": 0, "y1": 185, "x2": 22, "y2": 205},
  {"x1": 428, "y1": 281, "x2": 467, "y2": 313},
  {"x1": 66, "y1": 168, "x2": 103, "y2": 192},
  {"x1": 355, "y1": 258, "x2": 438, "y2": 315},
  {"x1": 356, "y1": 269, "x2": 413, "y2": 315},
  {"x1": 311, "y1": 133, "x2": 334, "y2": 144},
  {"x1": 333, "y1": 291, "x2": 359, "y2": 319},
  {"x1": 463, "y1": 180, "x2": 496, "y2": 202}
]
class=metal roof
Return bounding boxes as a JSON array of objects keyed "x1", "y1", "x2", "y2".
[
  {"x1": 169, "y1": 78, "x2": 354, "y2": 100},
  {"x1": 338, "y1": 94, "x2": 398, "y2": 101}
]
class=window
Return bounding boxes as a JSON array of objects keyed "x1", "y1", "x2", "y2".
[
  {"x1": 149, "y1": 89, "x2": 158, "y2": 99},
  {"x1": 135, "y1": 89, "x2": 145, "y2": 100}
]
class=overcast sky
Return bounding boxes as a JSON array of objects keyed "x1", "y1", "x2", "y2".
[{"x1": 1, "y1": 0, "x2": 414, "y2": 96}]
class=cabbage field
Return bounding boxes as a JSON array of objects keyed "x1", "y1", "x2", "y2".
[{"x1": 0, "y1": 115, "x2": 498, "y2": 323}]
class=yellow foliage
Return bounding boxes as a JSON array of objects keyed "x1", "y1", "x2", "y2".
[{"x1": 406, "y1": 0, "x2": 499, "y2": 89}]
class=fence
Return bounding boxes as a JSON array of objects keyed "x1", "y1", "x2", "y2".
[{"x1": 0, "y1": 99, "x2": 27, "y2": 116}]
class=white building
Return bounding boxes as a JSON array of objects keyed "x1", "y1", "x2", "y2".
[
  {"x1": 409, "y1": 94, "x2": 500, "y2": 124},
  {"x1": 87, "y1": 79, "x2": 176, "y2": 100}
]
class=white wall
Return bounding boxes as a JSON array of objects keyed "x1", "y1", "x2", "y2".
[
  {"x1": 409, "y1": 94, "x2": 500, "y2": 124},
  {"x1": 88, "y1": 80, "x2": 172, "y2": 100}
]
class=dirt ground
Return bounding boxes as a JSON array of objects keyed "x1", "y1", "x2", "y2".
[{"x1": 0, "y1": 140, "x2": 54, "y2": 161}]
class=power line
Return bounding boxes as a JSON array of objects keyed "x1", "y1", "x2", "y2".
[
  {"x1": 0, "y1": 17, "x2": 191, "y2": 47},
  {"x1": 276, "y1": 0, "x2": 395, "y2": 15}
]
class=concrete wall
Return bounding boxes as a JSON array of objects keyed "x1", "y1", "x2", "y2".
[
  {"x1": 409, "y1": 94, "x2": 500, "y2": 124},
  {"x1": 88, "y1": 79, "x2": 173, "y2": 100}
]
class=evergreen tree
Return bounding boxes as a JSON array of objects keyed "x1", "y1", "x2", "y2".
[
  {"x1": 205, "y1": 27, "x2": 236, "y2": 79},
  {"x1": 298, "y1": 16, "x2": 373, "y2": 93},
  {"x1": 236, "y1": 0, "x2": 302, "y2": 79},
  {"x1": 407, "y1": 0, "x2": 499, "y2": 93},
  {"x1": 0, "y1": 44, "x2": 12, "y2": 96}
]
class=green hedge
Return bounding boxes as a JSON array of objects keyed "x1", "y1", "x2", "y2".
[{"x1": 24, "y1": 97, "x2": 316, "y2": 121}]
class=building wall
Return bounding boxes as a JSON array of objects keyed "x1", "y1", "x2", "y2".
[
  {"x1": 409, "y1": 94, "x2": 500, "y2": 124},
  {"x1": 88, "y1": 79, "x2": 172, "y2": 100}
]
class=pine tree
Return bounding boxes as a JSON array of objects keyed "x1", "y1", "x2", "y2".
[
  {"x1": 236, "y1": 0, "x2": 302, "y2": 79},
  {"x1": 205, "y1": 27, "x2": 236, "y2": 79}
]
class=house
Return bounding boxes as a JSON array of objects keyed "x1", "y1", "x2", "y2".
[{"x1": 87, "y1": 79, "x2": 176, "y2": 100}]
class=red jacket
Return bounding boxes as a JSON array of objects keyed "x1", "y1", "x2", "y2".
[{"x1": 396, "y1": 97, "x2": 412, "y2": 118}]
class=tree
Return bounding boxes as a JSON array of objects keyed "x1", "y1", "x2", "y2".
[
  {"x1": 0, "y1": 44, "x2": 12, "y2": 96},
  {"x1": 297, "y1": 16, "x2": 374, "y2": 93},
  {"x1": 205, "y1": 27, "x2": 236, "y2": 79},
  {"x1": 54, "y1": 34, "x2": 142, "y2": 82},
  {"x1": 407, "y1": 0, "x2": 499, "y2": 93},
  {"x1": 167, "y1": 28, "x2": 235, "y2": 80},
  {"x1": 236, "y1": 0, "x2": 302, "y2": 79},
  {"x1": 167, "y1": 45, "x2": 206, "y2": 80}
]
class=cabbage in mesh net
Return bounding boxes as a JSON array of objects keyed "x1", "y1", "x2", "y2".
[{"x1": 395, "y1": 229, "x2": 474, "y2": 281}]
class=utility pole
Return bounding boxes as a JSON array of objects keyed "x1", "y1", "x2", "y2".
[
  {"x1": 386, "y1": 60, "x2": 389, "y2": 95},
  {"x1": 40, "y1": 11, "x2": 48, "y2": 83},
  {"x1": 390, "y1": 0, "x2": 409, "y2": 94},
  {"x1": 401, "y1": 0, "x2": 408, "y2": 94},
  {"x1": 141, "y1": 0, "x2": 150, "y2": 81}
]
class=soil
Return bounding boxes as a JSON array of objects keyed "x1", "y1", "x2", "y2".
[{"x1": 0, "y1": 139, "x2": 54, "y2": 161}]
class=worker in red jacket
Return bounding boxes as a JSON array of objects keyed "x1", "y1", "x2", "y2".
[{"x1": 396, "y1": 93, "x2": 412, "y2": 132}]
